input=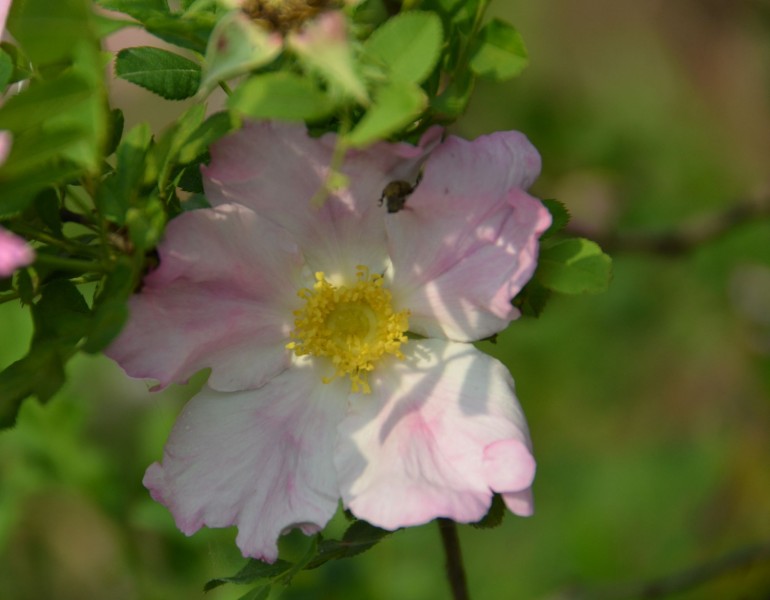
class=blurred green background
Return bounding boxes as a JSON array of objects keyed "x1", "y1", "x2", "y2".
[{"x1": 2, "y1": 1, "x2": 770, "y2": 598}]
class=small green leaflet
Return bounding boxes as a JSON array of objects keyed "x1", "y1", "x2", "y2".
[
  {"x1": 346, "y1": 81, "x2": 427, "y2": 147},
  {"x1": 537, "y1": 237, "x2": 612, "y2": 295},
  {"x1": 469, "y1": 18, "x2": 528, "y2": 82},
  {"x1": 115, "y1": 46, "x2": 201, "y2": 100},
  {"x1": 364, "y1": 11, "x2": 443, "y2": 84}
]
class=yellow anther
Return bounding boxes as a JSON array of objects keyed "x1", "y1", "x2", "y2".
[{"x1": 287, "y1": 267, "x2": 409, "y2": 393}]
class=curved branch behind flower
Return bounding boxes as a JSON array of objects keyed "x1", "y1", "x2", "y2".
[{"x1": 107, "y1": 121, "x2": 550, "y2": 562}]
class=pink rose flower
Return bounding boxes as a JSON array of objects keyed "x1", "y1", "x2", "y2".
[{"x1": 107, "y1": 121, "x2": 551, "y2": 562}]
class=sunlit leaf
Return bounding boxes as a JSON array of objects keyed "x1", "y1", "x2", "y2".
[
  {"x1": 537, "y1": 237, "x2": 612, "y2": 294},
  {"x1": 346, "y1": 81, "x2": 426, "y2": 147},
  {"x1": 469, "y1": 18, "x2": 528, "y2": 81},
  {"x1": 364, "y1": 11, "x2": 443, "y2": 84}
]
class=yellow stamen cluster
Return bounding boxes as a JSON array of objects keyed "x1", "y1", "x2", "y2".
[{"x1": 287, "y1": 266, "x2": 409, "y2": 393}]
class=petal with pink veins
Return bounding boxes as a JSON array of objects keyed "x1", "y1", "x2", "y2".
[
  {"x1": 106, "y1": 203, "x2": 303, "y2": 391},
  {"x1": 335, "y1": 338, "x2": 535, "y2": 529},
  {"x1": 144, "y1": 359, "x2": 348, "y2": 563},
  {"x1": 203, "y1": 121, "x2": 440, "y2": 283},
  {"x1": 387, "y1": 131, "x2": 551, "y2": 341}
]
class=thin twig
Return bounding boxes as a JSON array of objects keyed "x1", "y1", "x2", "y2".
[
  {"x1": 566, "y1": 195, "x2": 770, "y2": 257},
  {"x1": 556, "y1": 541, "x2": 770, "y2": 600},
  {"x1": 438, "y1": 519, "x2": 470, "y2": 600}
]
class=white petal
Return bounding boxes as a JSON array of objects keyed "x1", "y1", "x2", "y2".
[
  {"x1": 335, "y1": 339, "x2": 535, "y2": 529},
  {"x1": 144, "y1": 360, "x2": 348, "y2": 562}
]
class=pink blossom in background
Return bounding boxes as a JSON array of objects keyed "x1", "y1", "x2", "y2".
[
  {"x1": 107, "y1": 121, "x2": 551, "y2": 562},
  {"x1": 0, "y1": 225, "x2": 34, "y2": 277},
  {"x1": 0, "y1": 129, "x2": 33, "y2": 276}
]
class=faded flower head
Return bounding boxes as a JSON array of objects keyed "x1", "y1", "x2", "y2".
[{"x1": 107, "y1": 121, "x2": 551, "y2": 562}]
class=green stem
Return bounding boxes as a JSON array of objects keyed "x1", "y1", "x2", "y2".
[
  {"x1": 218, "y1": 80, "x2": 233, "y2": 96},
  {"x1": 310, "y1": 116, "x2": 350, "y2": 207},
  {"x1": 33, "y1": 254, "x2": 108, "y2": 273},
  {"x1": 438, "y1": 519, "x2": 470, "y2": 600}
]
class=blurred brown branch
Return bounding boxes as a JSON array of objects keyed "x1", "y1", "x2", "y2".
[
  {"x1": 551, "y1": 541, "x2": 770, "y2": 600},
  {"x1": 566, "y1": 195, "x2": 770, "y2": 257}
]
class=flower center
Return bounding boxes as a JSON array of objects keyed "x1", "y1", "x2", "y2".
[{"x1": 287, "y1": 266, "x2": 409, "y2": 393}]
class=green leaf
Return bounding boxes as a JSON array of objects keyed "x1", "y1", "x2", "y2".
[
  {"x1": 0, "y1": 163, "x2": 83, "y2": 218},
  {"x1": 155, "y1": 103, "x2": 206, "y2": 189},
  {"x1": 307, "y1": 520, "x2": 391, "y2": 569},
  {"x1": 0, "y1": 342, "x2": 66, "y2": 428},
  {"x1": 177, "y1": 111, "x2": 237, "y2": 165},
  {"x1": 32, "y1": 279, "x2": 91, "y2": 345},
  {"x1": 346, "y1": 81, "x2": 426, "y2": 147},
  {"x1": 144, "y1": 13, "x2": 215, "y2": 54},
  {"x1": 469, "y1": 18, "x2": 528, "y2": 81},
  {"x1": 0, "y1": 73, "x2": 94, "y2": 133},
  {"x1": 364, "y1": 11, "x2": 443, "y2": 84},
  {"x1": 238, "y1": 587, "x2": 271, "y2": 600},
  {"x1": 97, "y1": 0, "x2": 169, "y2": 19},
  {"x1": 106, "y1": 108, "x2": 125, "y2": 157},
  {"x1": 0, "y1": 42, "x2": 33, "y2": 84},
  {"x1": 513, "y1": 278, "x2": 551, "y2": 318},
  {"x1": 83, "y1": 263, "x2": 135, "y2": 353},
  {"x1": 541, "y1": 198, "x2": 571, "y2": 238},
  {"x1": 229, "y1": 73, "x2": 334, "y2": 122},
  {"x1": 288, "y1": 14, "x2": 367, "y2": 104},
  {"x1": 96, "y1": 123, "x2": 153, "y2": 224},
  {"x1": 32, "y1": 189, "x2": 63, "y2": 237},
  {"x1": 204, "y1": 560, "x2": 292, "y2": 592},
  {"x1": 126, "y1": 193, "x2": 167, "y2": 251},
  {"x1": 431, "y1": 67, "x2": 475, "y2": 120},
  {"x1": 8, "y1": 0, "x2": 94, "y2": 67},
  {"x1": 115, "y1": 47, "x2": 201, "y2": 100},
  {"x1": 12, "y1": 268, "x2": 35, "y2": 304},
  {"x1": 536, "y1": 237, "x2": 612, "y2": 294},
  {"x1": 200, "y1": 10, "x2": 282, "y2": 93}
]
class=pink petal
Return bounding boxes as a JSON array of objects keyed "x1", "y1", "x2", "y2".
[
  {"x1": 144, "y1": 360, "x2": 348, "y2": 562},
  {"x1": 335, "y1": 338, "x2": 535, "y2": 529},
  {"x1": 0, "y1": 130, "x2": 12, "y2": 165},
  {"x1": 0, "y1": 226, "x2": 35, "y2": 277},
  {"x1": 202, "y1": 121, "x2": 439, "y2": 282},
  {"x1": 501, "y1": 489, "x2": 534, "y2": 517},
  {"x1": 0, "y1": 0, "x2": 10, "y2": 34},
  {"x1": 107, "y1": 203, "x2": 302, "y2": 391},
  {"x1": 387, "y1": 131, "x2": 552, "y2": 341}
]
